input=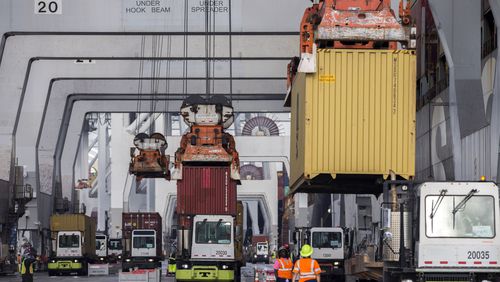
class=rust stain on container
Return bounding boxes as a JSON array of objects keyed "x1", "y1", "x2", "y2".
[
  {"x1": 177, "y1": 166, "x2": 237, "y2": 216},
  {"x1": 289, "y1": 49, "x2": 416, "y2": 192}
]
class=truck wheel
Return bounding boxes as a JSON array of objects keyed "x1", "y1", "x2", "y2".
[
  {"x1": 333, "y1": 275, "x2": 345, "y2": 282},
  {"x1": 48, "y1": 270, "x2": 56, "y2": 276},
  {"x1": 79, "y1": 264, "x2": 88, "y2": 276}
]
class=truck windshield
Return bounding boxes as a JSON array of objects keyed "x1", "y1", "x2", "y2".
[
  {"x1": 59, "y1": 234, "x2": 80, "y2": 248},
  {"x1": 195, "y1": 221, "x2": 231, "y2": 244},
  {"x1": 132, "y1": 230, "x2": 155, "y2": 249},
  {"x1": 96, "y1": 240, "x2": 104, "y2": 250},
  {"x1": 257, "y1": 243, "x2": 268, "y2": 253},
  {"x1": 426, "y1": 195, "x2": 495, "y2": 238},
  {"x1": 108, "y1": 239, "x2": 122, "y2": 250},
  {"x1": 96, "y1": 236, "x2": 106, "y2": 250},
  {"x1": 133, "y1": 236, "x2": 155, "y2": 249},
  {"x1": 312, "y1": 232, "x2": 342, "y2": 248}
]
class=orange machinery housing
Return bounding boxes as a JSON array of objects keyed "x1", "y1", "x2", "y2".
[
  {"x1": 288, "y1": 0, "x2": 415, "y2": 88},
  {"x1": 172, "y1": 95, "x2": 240, "y2": 181},
  {"x1": 129, "y1": 132, "x2": 170, "y2": 182}
]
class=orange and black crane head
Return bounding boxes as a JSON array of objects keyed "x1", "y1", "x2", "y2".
[{"x1": 172, "y1": 95, "x2": 240, "y2": 181}]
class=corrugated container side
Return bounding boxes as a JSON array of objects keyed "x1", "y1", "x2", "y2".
[
  {"x1": 122, "y1": 212, "x2": 162, "y2": 258},
  {"x1": 290, "y1": 49, "x2": 416, "y2": 189},
  {"x1": 251, "y1": 235, "x2": 269, "y2": 244},
  {"x1": 177, "y1": 166, "x2": 237, "y2": 216},
  {"x1": 290, "y1": 71, "x2": 307, "y2": 191}
]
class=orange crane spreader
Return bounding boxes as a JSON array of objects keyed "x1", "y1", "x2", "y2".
[
  {"x1": 129, "y1": 132, "x2": 170, "y2": 183},
  {"x1": 172, "y1": 95, "x2": 240, "y2": 181},
  {"x1": 288, "y1": 0, "x2": 415, "y2": 88}
]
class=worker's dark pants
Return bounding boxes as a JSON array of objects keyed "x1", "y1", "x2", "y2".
[
  {"x1": 21, "y1": 274, "x2": 33, "y2": 282},
  {"x1": 276, "y1": 278, "x2": 291, "y2": 282},
  {"x1": 21, "y1": 259, "x2": 34, "y2": 282}
]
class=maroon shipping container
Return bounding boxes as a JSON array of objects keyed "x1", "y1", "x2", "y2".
[
  {"x1": 251, "y1": 235, "x2": 269, "y2": 244},
  {"x1": 177, "y1": 166, "x2": 237, "y2": 216},
  {"x1": 122, "y1": 212, "x2": 162, "y2": 258}
]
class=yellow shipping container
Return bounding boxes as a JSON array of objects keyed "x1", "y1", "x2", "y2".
[{"x1": 287, "y1": 49, "x2": 416, "y2": 193}]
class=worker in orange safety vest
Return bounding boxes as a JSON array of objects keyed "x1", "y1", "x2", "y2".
[
  {"x1": 292, "y1": 244, "x2": 321, "y2": 282},
  {"x1": 274, "y1": 247, "x2": 293, "y2": 282}
]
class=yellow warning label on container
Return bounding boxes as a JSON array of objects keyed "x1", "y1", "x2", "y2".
[{"x1": 319, "y1": 75, "x2": 336, "y2": 82}]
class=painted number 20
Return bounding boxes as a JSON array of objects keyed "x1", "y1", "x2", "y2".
[{"x1": 35, "y1": 0, "x2": 61, "y2": 14}]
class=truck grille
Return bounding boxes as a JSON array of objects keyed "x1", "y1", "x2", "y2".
[{"x1": 423, "y1": 273, "x2": 472, "y2": 282}]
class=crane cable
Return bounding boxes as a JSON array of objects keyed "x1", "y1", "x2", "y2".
[
  {"x1": 205, "y1": 0, "x2": 211, "y2": 99},
  {"x1": 149, "y1": 35, "x2": 165, "y2": 134},
  {"x1": 183, "y1": 0, "x2": 189, "y2": 100},
  {"x1": 135, "y1": 35, "x2": 146, "y2": 135},
  {"x1": 228, "y1": 0, "x2": 233, "y2": 103},
  {"x1": 163, "y1": 35, "x2": 172, "y2": 133}
]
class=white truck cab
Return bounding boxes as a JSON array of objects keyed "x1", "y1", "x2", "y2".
[
  {"x1": 56, "y1": 231, "x2": 82, "y2": 257},
  {"x1": 131, "y1": 230, "x2": 157, "y2": 257},
  {"x1": 380, "y1": 181, "x2": 500, "y2": 282},
  {"x1": 416, "y1": 182, "x2": 500, "y2": 272},
  {"x1": 191, "y1": 215, "x2": 235, "y2": 260},
  {"x1": 95, "y1": 234, "x2": 108, "y2": 261},
  {"x1": 310, "y1": 227, "x2": 344, "y2": 261},
  {"x1": 108, "y1": 238, "x2": 122, "y2": 260},
  {"x1": 256, "y1": 242, "x2": 269, "y2": 257}
]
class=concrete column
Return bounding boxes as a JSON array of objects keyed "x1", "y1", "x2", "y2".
[
  {"x1": 429, "y1": 0, "x2": 485, "y2": 180},
  {"x1": 246, "y1": 201, "x2": 260, "y2": 235},
  {"x1": 242, "y1": 201, "x2": 248, "y2": 238},
  {"x1": 489, "y1": 0, "x2": 500, "y2": 182},
  {"x1": 78, "y1": 130, "x2": 89, "y2": 181},
  {"x1": 97, "y1": 114, "x2": 110, "y2": 232},
  {"x1": 110, "y1": 113, "x2": 133, "y2": 238}
]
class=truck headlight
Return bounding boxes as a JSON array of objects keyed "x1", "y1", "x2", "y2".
[
  {"x1": 118, "y1": 255, "x2": 122, "y2": 259},
  {"x1": 222, "y1": 265, "x2": 229, "y2": 270},
  {"x1": 264, "y1": 255, "x2": 268, "y2": 258},
  {"x1": 182, "y1": 264, "x2": 189, "y2": 269},
  {"x1": 100, "y1": 258, "x2": 104, "y2": 261},
  {"x1": 401, "y1": 280, "x2": 413, "y2": 282},
  {"x1": 125, "y1": 259, "x2": 131, "y2": 262},
  {"x1": 73, "y1": 259, "x2": 78, "y2": 263},
  {"x1": 254, "y1": 255, "x2": 257, "y2": 258},
  {"x1": 51, "y1": 260, "x2": 56, "y2": 263},
  {"x1": 148, "y1": 259, "x2": 154, "y2": 262},
  {"x1": 334, "y1": 262, "x2": 339, "y2": 266}
]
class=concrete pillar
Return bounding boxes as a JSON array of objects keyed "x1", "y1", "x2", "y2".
[
  {"x1": 429, "y1": 0, "x2": 485, "y2": 180},
  {"x1": 97, "y1": 114, "x2": 111, "y2": 232},
  {"x1": 247, "y1": 201, "x2": 260, "y2": 235},
  {"x1": 78, "y1": 130, "x2": 89, "y2": 181},
  {"x1": 242, "y1": 200, "x2": 248, "y2": 238},
  {"x1": 110, "y1": 113, "x2": 133, "y2": 238},
  {"x1": 489, "y1": 0, "x2": 500, "y2": 181},
  {"x1": 260, "y1": 200, "x2": 270, "y2": 234}
]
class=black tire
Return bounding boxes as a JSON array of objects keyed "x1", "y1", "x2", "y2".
[
  {"x1": 234, "y1": 263, "x2": 241, "y2": 281},
  {"x1": 48, "y1": 270, "x2": 56, "y2": 276},
  {"x1": 79, "y1": 263, "x2": 88, "y2": 276},
  {"x1": 333, "y1": 275, "x2": 345, "y2": 282}
]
